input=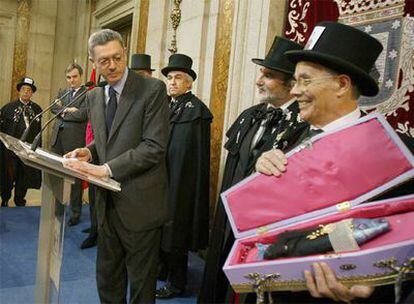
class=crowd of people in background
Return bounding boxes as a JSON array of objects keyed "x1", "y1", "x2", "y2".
[{"x1": 0, "y1": 21, "x2": 413, "y2": 304}]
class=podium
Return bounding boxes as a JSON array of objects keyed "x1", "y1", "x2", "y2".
[{"x1": 0, "y1": 132, "x2": 120, "y2": 304}]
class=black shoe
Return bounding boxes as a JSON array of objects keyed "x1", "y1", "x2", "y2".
[
  {"x1": 80, "y1": 234, "x2": 97, "y2": 249},
  {"x1": 155, "y1": 285, "x2": 183, "y2": 299},
  {"x1": 82, "y1": 227, "x2": 91, "y2": 234},
  {"x1": 14, "y1": 199, "x2": 26, "y2": 207},
  {"x1": 1, "y1": 201, "x2": 8, "y2": 207},
  {"x1": 68, "y1": 217, "x2": 80, "y2": 226}
]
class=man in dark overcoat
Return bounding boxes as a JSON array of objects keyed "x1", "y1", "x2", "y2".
[
  {"x1": 156, "y1": 53, "x2": 213, "y2": 299},
  {"x1": 198, "y1": 37, "x2": 308, "y2": 304},
  {"x1": 50, "y1": 63, "x2": 88, "y2": 226},
  {"x1": 63, "y1": 29, "x2": 169, "y2": 303},
  {"x1": 0, "y1": 77, "x2": 42, "y2": 207}
]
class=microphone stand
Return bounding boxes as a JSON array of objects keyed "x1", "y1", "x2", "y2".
[
  {"x1": 20, "y1": 81, "x2": 94, "y2": 142},
  {"x1": 30, "y1": 83, "x2": 97, "y2": 151}
]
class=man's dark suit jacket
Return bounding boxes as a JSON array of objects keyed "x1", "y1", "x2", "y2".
[
  {"x1": 50, "y1": 86, "x2": 88, "y2": 151},
  {"x1": 86, "y1": 71, "x2": 169, "y2": 232}
]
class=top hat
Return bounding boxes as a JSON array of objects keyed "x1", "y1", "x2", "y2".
[
  {"x1": 161, "y1": 53, "x2": 197, "y2": 80},
  {"x1": 130, "y1": 54, "x2": 155, "y2": 71},
  {"x1": 285, "y1": 21, "x2": 383, "y2": 96},
  {"x1": 16, "y1": 77, "x2": 37, "y2": 93},
  {"x1": 251, "y1": 36, "x2": 303, "y2": 75}
]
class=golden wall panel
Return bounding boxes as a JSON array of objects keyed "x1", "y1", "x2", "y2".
[
  {"x1": 209, "y1": 0, "x2": 234, "y2": 211},
  {"x1": 136, "y1": 0, "x2": 149, "y2": 53},
  {"x1": 11, "y1": 0, "x2": 31, "y2": 101}
]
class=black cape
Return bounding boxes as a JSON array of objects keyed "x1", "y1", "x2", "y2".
[
  {"x1": 161, "y1": 92, "x2": 213, "y2": 252},
  {"x1": 198, "y1": 101, "x2": 308, "y2": 304},
  {"x1": 0, "y1": 100, "x2": 42, "y2": 191}
]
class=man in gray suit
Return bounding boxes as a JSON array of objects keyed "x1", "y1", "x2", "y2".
[
  {"x1": 51, "y1": 63, "x2": 88, "y2": 226},
  {"x1": 64, "y1": 29, "x2": 169, "y2": 303}
]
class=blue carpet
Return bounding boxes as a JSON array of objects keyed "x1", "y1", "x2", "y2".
[{"x1": 0, "y1": 206, "x2": 203, "y2": 303}]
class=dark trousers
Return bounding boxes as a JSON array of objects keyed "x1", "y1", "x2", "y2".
[
  {"x1": 161, "y1": 249, "x2": 188, "y2": 291},
  {"x1": 52, "y1": 133, "x2": 83, "y2": 218},
  {"x1": 97, "y1": 199, "x2": 161, "y2": 304},
  {"x1": 1, "y1": 157, "x2": 28, "y2": 206},
  {"x1": 88, "y1": 184, "x2": 97, "y2": 235}
]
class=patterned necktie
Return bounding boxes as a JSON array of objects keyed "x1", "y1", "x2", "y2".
[
  {"x1": 106, "y1": 86, "x2": 117, "y2": 134},
  {"x1": 251, "y1": 108, "x2": 283, "y2": 151}
]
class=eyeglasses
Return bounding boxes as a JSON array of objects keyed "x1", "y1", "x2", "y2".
[
  {"x1": 97, "y1": 55, "x2": 124, "y2": 67},
  {"x1": 291, "y1": 76, "x2": 336, "y2": 89}
]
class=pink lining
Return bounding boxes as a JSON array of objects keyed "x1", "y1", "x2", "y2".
[
  {"x1": 230, "y1": 198, "x2": 414, "y2": 265},
  {"x1": 225, "y1": 119, "x2": 413, "y2": 233}
]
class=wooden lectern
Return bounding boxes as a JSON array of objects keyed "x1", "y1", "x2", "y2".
[{"x1": 0, "y1": 132, "x2": 120, "y2": 304}]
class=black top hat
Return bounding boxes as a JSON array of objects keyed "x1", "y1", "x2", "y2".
[
  {"x1": 251, "y1": 36, "x2": 303, "y2": 75},
  {"x1": 130, "y1": 54, "x2": 155, "y2": 71},
  {"x1": 161, "y1": 53, "x2": 197, "y2": 80},
  {"x1": 16, "y1": 77, "x2": 37, "y2": 93},
  {"x1": 285, "y1": 22, "x2": 383, "y2": 96}
]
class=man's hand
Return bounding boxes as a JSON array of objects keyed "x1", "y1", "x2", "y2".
[
  {"x1": 255, "y1": 149, "x2": 287, "y2": 176},
  {"x1": 64, "y1": 148, "x2": 92, "y2": 162},
  {"x1": 63, "y1": 107, "x2": 78, "y2": 113},
  {"x1": 62, "y1": 159, "x2": 110, "y2": 179},
  {"x1": 304, "y1": 263, "x2": 374, "y2": 303}
]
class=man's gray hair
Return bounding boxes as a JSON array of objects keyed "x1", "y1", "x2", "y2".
[
  {"x1": 88, "y1": 29, "x2": 124, "y2": 58},
  {"x1": 185, "y1": 73, "x2": 194, "y2": 88}
]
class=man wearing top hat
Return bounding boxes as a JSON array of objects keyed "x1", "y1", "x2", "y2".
[
  {"x1": 198, "y1": 37, "x2": 309, "y2": 304},
  {"x1": 155, "y1": 53, "x2": 213, "y2": 299},
  {"x1": 256, "y1": 21, "x2": 414, "y2": 303},
  {"x1": 130, "y1": 53, "x2": 155, "y2": 77},
  {"x1": 0, "y1": 77, "x2": 42, "y2": 207}
]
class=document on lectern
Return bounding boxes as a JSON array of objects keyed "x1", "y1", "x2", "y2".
[{"x1": 0, "y1": 132, "x2": 121, "y2": 192}]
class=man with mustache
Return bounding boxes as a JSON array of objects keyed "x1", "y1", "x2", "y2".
[{"x1": 199, "y1": 36, "x2": 308, "y2": 304}]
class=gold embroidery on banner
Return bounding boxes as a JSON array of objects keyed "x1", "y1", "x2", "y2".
[
  {"x1": 285, "y1": 0, "x2": 311, "y2": 44},
  {"x1": 333, "y1": 0, "x2": 405, "y2": 25}
]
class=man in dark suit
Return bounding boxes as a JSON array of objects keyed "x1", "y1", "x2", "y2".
[
  {"x1": 64, "y1": 29, "x2": 169, "y2": 303},
  {"x1": 256, "y1": 22, "x2": 413, "y2": 303},
  {"x1": 50, "y1": 63, "x2": 88, "y2": 226}
]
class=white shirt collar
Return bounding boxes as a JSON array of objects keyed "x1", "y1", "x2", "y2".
[
  {"x1": 266, "y1": 98, "x2": 295, "y2": 111},
  {"x1": 317, "y1": 107, "x2": 362, "y2": 132},
  {"x1": 105, "y1": 67, "x2": 129, "y2": 99}
]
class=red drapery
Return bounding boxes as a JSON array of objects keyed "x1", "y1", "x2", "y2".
[{"x1": 283, "y1": 0, "x2": 414, "y2": 138}]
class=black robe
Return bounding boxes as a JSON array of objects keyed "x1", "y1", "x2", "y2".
[
  {"x1": 198, "y1": 101, "x2": 308, "y2": 304},
  {"x1": 0, "y1": 100, "x2": 42, "y2": 193},
  {"x1": 161, "y1": 92, "x2": 213, "y2": 252}
]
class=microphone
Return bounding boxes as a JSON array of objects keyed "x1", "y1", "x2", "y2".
[
  {"x1": 20, "y1": 81, "x2": 95, "y2": 142},
  {"x1": 30, "y1": 81, "x2": 105, "y2": 151}
]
